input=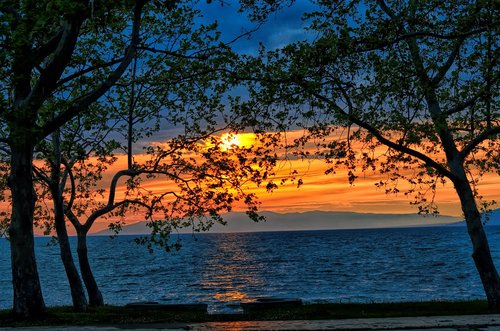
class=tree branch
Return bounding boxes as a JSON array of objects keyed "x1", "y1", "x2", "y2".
[
  {"x1": 353, "y1": 25, "x2": 495, "y2": 53},
  {"x1": 138, "y1": 46, "x2": 209, "y2": 60},
  {"x1": 443, "y1": 88, "x2": 489, "y2": 116},
  {"x1": 77, "y1": 165, "x2": 191, "y2": 232},
  {"x1": 23, "y1": 17, "x2": 84, "y2": 114},
  {"x1": 65, "y1": 209, "x2": 83, "y2": 233},
  {"x1": 56, "y1": 58, "x2": 124, "y2": 88},
  {"x1": 308, "y1": 88, "x2": 457, "y2": 180},
  {"x1": 33, "y1": 28, "x2": 65, "y2": 62},
  {"x1": 40, "y1": 0, "x2": 148, "y2": 140},
  {"x1": 377, "y1": 0, "x2": 397, "y2": 20},
  {"x1": 431, "y1": 37, "x2": 464, "y2": 86},
  {"x1": 62, "y1": 158, "x2": 76, "y2": 212},
  {"x1": 32, "y1": 165, "x2": 51, "y2": 185},
  {"x1": 460, "y1": 126, "x2": 500, "y2": 159},
  {"x1": 83, "y1": 199, "x2": 152, "y2": 232}
]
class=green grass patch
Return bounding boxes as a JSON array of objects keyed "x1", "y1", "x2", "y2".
[{"x1": 0, "y1": 300, "x2": 496, "y2": 327}]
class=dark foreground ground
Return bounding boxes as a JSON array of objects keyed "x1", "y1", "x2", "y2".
[
  {"x1": 1, "y1": 301, "x2": 499, "y2": 330},
  {"x1": 2, "y1": 315, "x2": 500, "y2": 330}
]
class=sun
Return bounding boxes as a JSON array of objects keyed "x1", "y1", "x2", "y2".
[{"x1": 220, "y1": 133, "x2": 241, "y2": 151}]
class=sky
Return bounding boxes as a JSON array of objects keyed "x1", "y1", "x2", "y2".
[
  {"x1": 195, "y1": 1, "x2": 316, "y2": 51},
  {"x1": 78, "y1": 127, "x2": 500, "y2": 234},
  {"x1": 137, "y1": 2, "x2": 497, "y2": 215},
  {"x1": 69, "y1": 1, "x2": 500, "y2": 234},
  {"x1": 21, "y1": 1, "x2": 500, "y2": 234}
]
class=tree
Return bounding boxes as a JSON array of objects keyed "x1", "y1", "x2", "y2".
[
  {"x1": 24, "y1": 2, "x2": 242, "y2": 308},
  {"x1": 35, "y1": 42, "x2": 273, "y2": 308},
  {"x1": 1, "y1": 1, "x2": 279, "y2": 316},
  {"x1": 236, "y1": 0, "x2": 500, "y2": 306},
  {"x1": 0, "y1": 0, "x2": 172, "y2": 317}
]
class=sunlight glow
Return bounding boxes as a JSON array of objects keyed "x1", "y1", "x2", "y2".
[
  {"x1": 220, "y1": 133, "x2": 241, "y2": 151},
  {"x1": 219, "y1": 132, "x2": 257, "y2": 151}
]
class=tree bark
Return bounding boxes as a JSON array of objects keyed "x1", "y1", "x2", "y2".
[
  {"x1": 49, "y1": 129, "x2": 88, "y2": 311},
  {"x1": 452, "y1": 163, "x2": 500, "y2": 308},
  {"x1": 8, "y1": 144, "x2": 46, "y2": 318},
  {"x1": 51, "y1": 186, "x2": 88, "y2": 311},
  {"x1": 76, "y1": 230, "x2": 104, "y2": 306}
]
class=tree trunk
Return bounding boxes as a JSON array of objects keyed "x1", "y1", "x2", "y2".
[
  {"x1": 49, "y1": 129, "x2": 88, "y2": 311},
  {"x1": 8, "y1": 145, "x2": 46, "y2": 318},
  {"x1": 77, "y1": 230, "x2": 104, "y2": 306},
  {"x1": 454, "y1": 167, "x2": 500, "y2": 308},
  {"x1": 52, "y1": 187, "x2": 88, "y2": 311}
]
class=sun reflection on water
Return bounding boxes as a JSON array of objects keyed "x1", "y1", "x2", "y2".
[
  {"x1": 213, "y1": 291, "x2": 248, "y2": 302},
  {"x1": 199, "y1": 234, "x2": 266, "y2": 311}
]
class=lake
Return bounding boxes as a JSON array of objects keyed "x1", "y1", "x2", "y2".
[{"x1": 1, "y1": 226, "x2": 499, "y2": 313}]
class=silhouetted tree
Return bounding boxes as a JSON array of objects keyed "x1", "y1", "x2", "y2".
[
  {"x1": 0, "y1": 1, "x2": 280, "y2": 316},
  {"x1": 236, "y1": 0, "x2": 500, "y2": 307}
]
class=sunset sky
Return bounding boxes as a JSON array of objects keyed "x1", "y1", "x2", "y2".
[
  {"x1": 72, "y1": 2, "x2": 500, "y2": 234},
  {"x1": 75, "y1": 127, "x2": 499, "y2": 235},
  {"x1": 17, "y1": 2, "x2": 499, "y2": 235},
  {"x1": 127, "y1": 131, "x2": 500, "y2": 216}
]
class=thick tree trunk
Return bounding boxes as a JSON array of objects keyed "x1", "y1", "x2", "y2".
[
  {"x1": 8, "y1": 145, "x2": 46, "y2": 318},
  {"x1": 454, "y1": 168, "x2": 500, "y2": 308},
  {"x1": 77, "y1": 231, "x2": 104, "y2": 306},
  {"x1": 52, "y1": 188, "x2": 88, "y2": 311}
]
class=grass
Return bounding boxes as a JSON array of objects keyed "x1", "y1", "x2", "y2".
[{"x1": 0, "y1": 300, "x2": 496, "y2": 327}]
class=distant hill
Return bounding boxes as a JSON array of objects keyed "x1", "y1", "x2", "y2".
[
  {"x1": 449, "y1": 208, "x2": 500, "y2": 227},
  {"x1": 484, "y1": 209, "x2": 500, "y2": 226},
  {"x1": 93, "y1": 210, "x2": 462, "y2": 235}
]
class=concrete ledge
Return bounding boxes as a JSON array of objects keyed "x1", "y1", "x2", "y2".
[
  {"x1": 241, "y1": 297, "x2": 303, "y2": 312},
  {"x1": 125, "y1": 301, "x2": 208, "y2": 312}
]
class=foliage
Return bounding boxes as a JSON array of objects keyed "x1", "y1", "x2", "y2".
[
  {"x1": 234, "y1": 0, "x2": 499, "y2": 215},
  {"x1": 0, "y1": 0, "x2": 286, "y2": 317},
  {"x1": 0, "y1": 1, "x2": 277, "y2": 240}
]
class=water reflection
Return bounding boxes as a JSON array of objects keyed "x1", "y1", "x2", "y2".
[
  {"x1": 199, "y1": 233, "x2": 266, "y2": 310},
  {"x1": 213, "y1": 291, "x2": 248, "y2": 302},
  {"x1": 0, "y1": 228, "x2": 494, "y2": 312}
]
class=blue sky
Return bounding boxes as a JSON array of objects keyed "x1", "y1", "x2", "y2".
[
  {"x1": 195, "y1": 1, "x2": 317, "y2": 53},
  {"x1": 140, "y1": 1, "x2": 318, "y2": 144}
]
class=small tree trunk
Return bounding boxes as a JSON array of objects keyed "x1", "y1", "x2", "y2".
[
  {"x1": 9, "y1": 145, "x2": 46, "y2": 318},
  {"x1": 52, "y1": 189, "x2": 88, "y2": 311},
  {"x1": 49, "y1": 129, "x2": 88, "y2": 311},
  {"x1": 77, "y1": 230, "x2": 104, "y2": 306},
  {"x1": 454, "y1": 168, "x2": 500, "y2": 308}
]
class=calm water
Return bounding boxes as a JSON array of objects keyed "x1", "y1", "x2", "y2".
[{"x1": 1, "y1": 226, "x2": 500, "y2": 313}]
